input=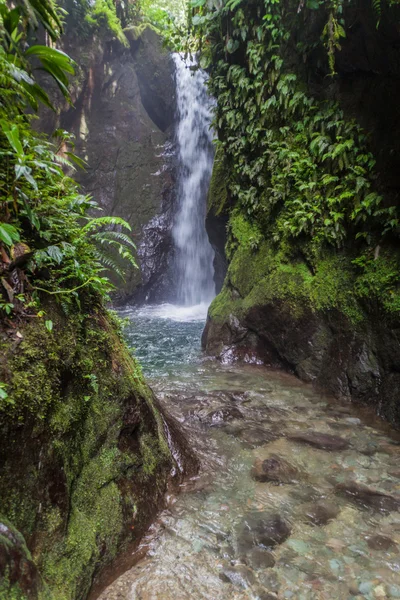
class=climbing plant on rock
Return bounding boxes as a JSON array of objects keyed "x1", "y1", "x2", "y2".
[{"x1": 192, "y1": 0, "x2": 400, "y2": 254}]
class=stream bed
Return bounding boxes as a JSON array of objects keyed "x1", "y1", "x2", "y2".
[{"x1": 99, "y1": 304, "x2": 400, "y2": 600}]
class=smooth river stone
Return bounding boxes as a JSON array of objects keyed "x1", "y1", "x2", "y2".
[
  {"x1": 335, "y1": 481, "x2": 400, "y2": 512},
  {"x1": 244, "y1": 547, "x2": 276, "y2": 569},
  {"x1": 203, "y1": 406, "x2": 244, "y2": 425},
  {"x1": 239, "y1": 427, "x2": 278, "y2": 448},
  {"x1": 288, "y1": 431, "x2": 350, "y2": 451},
  {"x1": 303, "y1": 500, "x2": 340, "y2": 526},
  {"x1": 219, "y1": 564, "x2": 256, "y2": 588},
  {"x1": 251, "y1": 455, "x2": 299, "y2": 484},
  {"x1": 236, "y1": 512, "x2": 291, "y2": 553},
  {"x1": 366, "y1": 534, "x2": 398, "y2": 552}
]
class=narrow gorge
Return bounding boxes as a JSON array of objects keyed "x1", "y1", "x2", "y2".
[{"x1": 1, "y1": 1, "x2": 400, "y2": 600}]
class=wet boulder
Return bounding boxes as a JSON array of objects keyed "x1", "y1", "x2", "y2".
[
  {"x1": 302, "y1": 500, "x2": 340, "y2": 526},
  {"x1": 236, "y1": 512, "x2": 291, "y2": 553},
  {"x1": 251, "y1": 455, "x2": 299, "y2": 484},
  {"x1": 335, "y1": 481, "x2": 400, "y2": 512},
  {"x1": 288, "y1": 431, "x2": 350, "y2": 451}
]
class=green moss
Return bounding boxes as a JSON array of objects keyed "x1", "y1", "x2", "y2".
[
  {"x1": 140, "y1": 433, "x2": 164, "y2": 476},
  {"x1": 124, "y1": 23, "x2": 159, "y2": 42},
  {"x1": 43, "y1": 483, "x2": 123, "y2": 600},
  {"x1": 0, "y1": 305, "x2": 174, "y2": 599},
  {"x1": 310, "y1": 255, "x2": 363, "y2": 322},
  {"x1": 353, "y1": 248, "x2": 400, "y2": 314},
  {"x1": 208, "y1": 145, "x2": 229, "y2": 216},
  {"x1": 215, "y1": 216, "x2": 374, "y2": 327},
  {"x1": 208, "y1": 286, "x2": 243, "y2": 323}
]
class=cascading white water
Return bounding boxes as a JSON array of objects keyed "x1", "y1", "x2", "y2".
[{"x1": 172, "y1": 54, "x2": 216, "y2": 307}]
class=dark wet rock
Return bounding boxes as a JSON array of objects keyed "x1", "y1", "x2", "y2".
[
  {"x1": 203, "y1": 406, "x2": 244, "y2": 425},
  {"x1": 251, "y1": 455, "x2": 299, "y2": 484},
  {"x1": 212, "y1": 389, "x2": 250, "y2": 403},
  {"x1": 239, "y1": 428, "x2": 279, "y2": 448},
  {"x1": 258, "y1": 570, "x2": 280, "y2": 592},
  {"x1": 288, "y1": 431, "x2": 350, "y2": 451},
  {"x1": 244, "y1": 547, "x2": 276, "y2": 569},
  {"x1": 219, "y1": 564, "x2": 256, "y2": 588},
  {"x1": 253, "y1": 587, "x2": 278, "y2": 600},
  {"x1": 236, "y1": 512, "x2": 291, "y2": 553},
  {"x1": 0, "y1": 519, "x2": 43, "y2": 597},
  {"x1": 366, "y1": 534, "x2": 398, "y2": 551},
  {"x1": 303, "y1": 501, "x2": 340, "y2": 526},
  {"x1": 357, "y1": 442, "x2": 379, "y2": 456},
  {"x1": 40, "y1": 27, "x2": 179, "y2": 303},
  {"x1": 290, "y1": 485, "x2": 322, "y2": 503},
  {"x1": 335, "y1": 482, "x2": 400, "y2": 512},
  {"x1": 219, "y1": 544, "x2": 236, "y2": 559}
]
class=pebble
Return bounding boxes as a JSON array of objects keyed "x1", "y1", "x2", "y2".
[
  {"x1": 359, "y1": 581, "x2": 374, "y2": 594},
  {"x1": 374, "y1": 584, "x2": 387, "y2": 598},
  {"x1": 346, "y1": 418, "x2": 362, "y2": 425},
  {"x1": 388, "y1": 584, "x2": 400, "y2": 598}
]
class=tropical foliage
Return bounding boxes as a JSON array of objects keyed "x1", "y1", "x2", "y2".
[
  {"x1": 192, "y1": 0, "x2": 400, "y2": 253},
  {"x1": 0, "y1": 0, "x2": 136, "y2": 319}
]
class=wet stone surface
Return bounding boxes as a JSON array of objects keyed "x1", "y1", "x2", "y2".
[{"x1": 96, "y1": 308, "x2": 400, "y2": 600}]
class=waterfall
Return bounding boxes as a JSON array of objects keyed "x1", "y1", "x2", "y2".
[{"x1": 172, "y1": 54, "x2": 216, "y2": 307}]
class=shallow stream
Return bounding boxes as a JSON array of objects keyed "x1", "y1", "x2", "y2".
[{"x1": 99, "y1": 304, "x2": 400, "y2": 600}]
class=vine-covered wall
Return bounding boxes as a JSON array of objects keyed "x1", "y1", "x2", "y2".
[{"x1": 198, "y1": 0, "x2": 400, "y2": 423}]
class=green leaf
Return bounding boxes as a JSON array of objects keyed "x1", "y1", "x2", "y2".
[
  {"x1": 45, "y1": 320, "x2": 53, "y2": 332},
  {"x1": 0, "y1": 223, "x2": 20, "y2": 246},
  {"x1": 46, "y1": 245, "x2": 64, "y2": 264}
]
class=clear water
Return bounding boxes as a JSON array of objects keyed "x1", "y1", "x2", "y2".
[
  {"x1": 98, "y1": 306, "x2": 400, "y2": 600},
  {"x1": 172, "y1": 54, "x2": 216, "y2": 306}
]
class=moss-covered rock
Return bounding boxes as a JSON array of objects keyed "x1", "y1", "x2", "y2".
[
  {"x1": 203, "y1": 202, "x2": 400, "y2": 425},
  {"x1": 0, "y1": 303, "x2": 194, "y2": 599}
]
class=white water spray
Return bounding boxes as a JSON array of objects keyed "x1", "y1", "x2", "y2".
[{"x1": 172, "y1": 54, "x2": 216, "y2": 306}]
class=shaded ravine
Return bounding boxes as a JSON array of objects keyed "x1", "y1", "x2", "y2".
[{"x1": 96, "y1": 307, "x2": 400, "y2": 600}]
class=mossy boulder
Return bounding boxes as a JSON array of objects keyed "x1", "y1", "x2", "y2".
[
  {"x1": 0, "y1": 302, "x2": 195, "y2": 599},
  {"x1": 203, "y1": 211, "x2": 400, "y2": 424}
]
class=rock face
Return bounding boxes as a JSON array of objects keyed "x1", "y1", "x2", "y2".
[
  {"x1": 0, "y1": 303, "x2": 196, "y2": 599},
  {"x1": 40, "y1": 27, "x2": 178, "y2": 303},
  {"x1": 202, "y1": 5, "x2": 400, "y2": 427}
]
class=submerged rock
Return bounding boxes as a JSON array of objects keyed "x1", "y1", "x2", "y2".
[
  {"x1": 219, "y1": 564, "x2": 256, "y2": 588},
  {"x1": 203, "y1": 406, "x2": 244, "y2": 425},
  {"x1": 236, "y1": 512, "x2": 291, "y2": 553},
  {"x1": 288, "y1": 431, "x2": 350, "y2": 451},
  {"x1": 244, "y1": 547, "x2": 276, "y2": 569},
  {"x1": 239, "y1": 427, "x2": 279, "y2": 448},
  {"x1": 366, "y1": 534, "x2": 398, "y2": 551},
  {"x1": 251, "y1": 455, "x2": 299, "y2": 484},
  {"x1": 335, "y1": 482, "x2": 400, "y2": 512},
  {"x1": 302, "y1": 500, "x2": 340, "y2": 526}
]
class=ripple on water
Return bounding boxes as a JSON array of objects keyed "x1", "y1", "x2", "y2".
[{"x1": 95, "y1": 306, "x2": 400, "y2": 600}]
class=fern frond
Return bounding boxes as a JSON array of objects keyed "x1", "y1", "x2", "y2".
[
  {"x1": 81, "y1": 216, "x2": 132, "y2": 234},
  {"x1": 92, "y1": 230, "x2": 136, "y2": 248}
]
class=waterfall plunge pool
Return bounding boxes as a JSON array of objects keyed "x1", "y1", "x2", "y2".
[{"x1": 95, "y1": 305, "x2": 400, "y2": 600}]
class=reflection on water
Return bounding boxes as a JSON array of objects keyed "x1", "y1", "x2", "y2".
[{"x1": 99, "y1": 306, "x2": 400, "y2": 600}]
